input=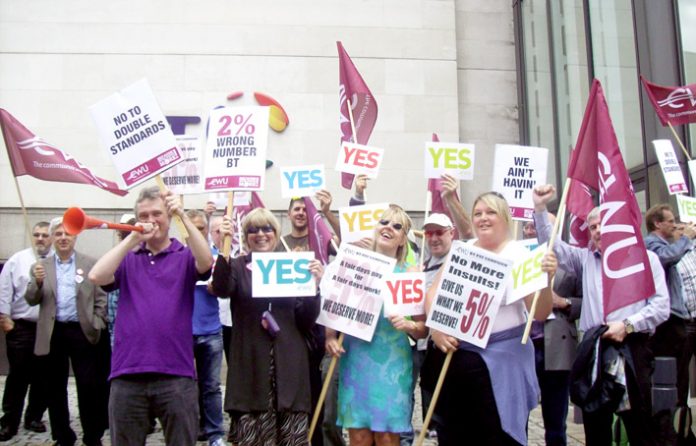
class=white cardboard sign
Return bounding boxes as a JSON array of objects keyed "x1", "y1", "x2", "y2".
[
  {"x1": 425, "y1": 241, "x2": 513, "y2": 348},
  {"x1": 317, "y1": 244, "x2": 395, "y2": 342},
  {"x1": 510, "y1": 242, "x2": 548, "y2": 303},
  {"x1": 160, "y1": 135, "x2": 203, "y2": 194},
  {"x1": 424, "y1": 142, "x2": 475, "y2": 181},
  {"x1": 382, "y1": 272, "x2": 426, "y2": 317},
  {"x1": 338, "y1": 202, "x2": 389, "y2": 243},
  {"x1": 491, "y1": 144, "x2": 548, "y2": 221},
  {"x1": 251, "y1": 252, "x2": 316, "y2": 298},
  {"x1": 335, "y1": 142, "x2": 384, "y2": 179},
  {"x1": 280, "y1": 164, "x2": 325, "y2": 198},
  {"x1": 677, "y1": 194, "x2": 696, "y2": 224},
  {"x1": 203, "y1": 106, "x2": 269, "y2": 191},
  {"x1": 654, "y1": 140, "x2": 688, "y2": 194},
  {"x1": 89, "y1": 78, "x2": 182, "y2": 188}
]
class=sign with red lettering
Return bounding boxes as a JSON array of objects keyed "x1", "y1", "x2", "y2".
[
  {"x1": 425, "y1": 241, "x2": 513, "y2": 348},
  {"x1": 317, "y1": 244, "x2": 395, "y2": 342},
  {"x1": 335, "y1": 142, "x2": 384, "y2": 179},
  {"x1": 383, "y1": 272, "x2": 426, "y2": 317},
  {"x1": 89, "y1": 78, "x2": 183, "y2": 188},
  {"x1": 338, "y1": 203, "x2": 389, "y2": 243},
  {"x1": 203, "y1": 106, "x2": 269, "y2": 192}
]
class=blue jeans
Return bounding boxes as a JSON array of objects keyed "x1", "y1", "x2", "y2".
[{"x1": 194, "y1": 332, "x2": 225, "y2": 443}]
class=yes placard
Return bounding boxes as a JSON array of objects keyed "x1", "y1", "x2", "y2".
[
  {"x1": 677, "y1": 194, "x2": 696, "y2": 224},
  {"x1": 280, "y1": 165, "x2": 325, "y2": 198},
  {"x1": 251, "y1": 252, "x2": 316, "y2": 298},
  {"x1": 335, "y1": 142, "x2": 384, "y2": 178},
  {"x1": 338, "y1": 203, "x2": 389, "y2": 243},
  {"x1": 424, "y1": 142, "x2": 475, "y2": 181},
  {"x1": 509, "y1": 242, "x2": 548, "y2": 303},
  {"x1": 383, "y1": 272, "x2": 426, "y2": 317}
]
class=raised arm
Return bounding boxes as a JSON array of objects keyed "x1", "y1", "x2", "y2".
[{"x1": 440, "y1": 174, "x2": 473, "y2": 239}]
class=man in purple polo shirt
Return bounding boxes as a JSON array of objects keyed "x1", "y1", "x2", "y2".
[{"x1": 89, "y1": 186, "x2": 213, "y2": 445}]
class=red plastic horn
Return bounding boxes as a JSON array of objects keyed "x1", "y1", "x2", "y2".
[{"x1": 62, "y1": 207, "x2": 143, "y2": 235}]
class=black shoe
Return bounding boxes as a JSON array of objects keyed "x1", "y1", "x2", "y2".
[
  {"x1": 24, "y1": 420, "x2": 47, "y2": 433},
  {"x1": 0, "y1": 425, "x2": 17, "y2": 441}
]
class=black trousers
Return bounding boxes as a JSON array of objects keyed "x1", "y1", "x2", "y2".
[
  {"x1": 0, "y1": 319, "x2": 48, "y2": 430},
  {"x1": 46, "y1": 322, "x2": 110, "y2": 446},
  {"x1": 582, "y1": 333, "x2": 657, "y2": 446}
]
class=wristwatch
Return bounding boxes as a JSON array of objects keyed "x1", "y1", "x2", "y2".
[{"x1": 623, "y1": 318, "x2": 635, "y2": 334}]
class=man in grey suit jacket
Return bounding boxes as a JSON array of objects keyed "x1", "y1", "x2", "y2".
[{"x1": 26, "y1": 218, "x2": 109, "y2": 446}]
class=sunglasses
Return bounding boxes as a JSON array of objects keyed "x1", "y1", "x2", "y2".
[
  {"x1": 247, "y1": 225, "x2": 275, "y2": 235},
  {"x1": 425, "y1": 228, "x2": 450, "y2": 238},
  {"x1": 378, "y1": 220, "x2": 403, "y2": 231}
]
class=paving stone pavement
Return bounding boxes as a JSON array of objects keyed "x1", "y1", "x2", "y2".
[{"x1": 0, "y1": 376, "x2": 586, "y2": 445}]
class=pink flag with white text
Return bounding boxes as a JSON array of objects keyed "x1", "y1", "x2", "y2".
[
  {"x1": 641, "y1": 76, "x2": 696, "y2": 126},
  {"x1": 566, "y1": 180, "x2": 593, "y2": 248},
  {"x1": 0, "y1": 108, "x2": 127, "y2": 196},
  {"x1": 303, "y1": 197, "x2": 334, "y2": 265},
  {"x1": 566, "y1": 80, "x2": 655, "y2": 315},
  {"x1": 338, "y1": 41, "x2": 378, "y2": 189}
]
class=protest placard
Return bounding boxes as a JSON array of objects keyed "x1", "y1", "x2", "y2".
[
  {"x1": 491, "y1": 144, "x2": 548, "y2": 220},
  {"x1": 382, "y1": 272, "x2": 426, "y2": 317},
  {"x1": 335, "y1": 142, "x2": 384, "y2": 179},
  {"x1": 251, "y1": 252, "x2": 316, "y2": 298},
  {"x1": 689, "y1": 160, "x2": 696, "y2": 187},
  {"x1": 338, "y1": 202, "x2": 389, "y2": 243},
  {"x1": 317, "y1": 244, "x2": 395, "y2": 342},
  {"x1": 426, "y1": 241, "x2": 513, "y2": 348},
  {"x1": 203, "y1": 106, "x2": 269, "y2": 191},
  {"x1": 510, "y1": 242, "x2": 548, "y2": 303},
  {"x1": 424, "y1": 142, "x2": 475, "y2": 181},
  {"x1": 160, "y1": 135, "x2": 203, "y2": 195},
  {"x1": 677, "y1": 194, "x2": 696, "y2": 224},
  {"x1": 280, "y1": 164, "x2": 325, "y2": 198},
  {"x1": 654, "y1": 140, "x2": 688, "y2": 194},
  {"x1": 89, "y1": 78, "x2": 182, "y2": 188}
]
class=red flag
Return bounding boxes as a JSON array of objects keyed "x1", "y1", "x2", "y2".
[
  {"x1": 566, "y1": 180, "x2": 593, "y2": 248},
  {"x1": 566, "y1": 79, "x2": 655, "y2": 315},
  {"x1": 303, "y1": 197, "x2": 334, "y2": 265},
  {"x1": 640, "y1": 76, "x2": 696, "y2": 126},
  {"x1": 337, "y1": 41, "x2": 378, "y2": 189},
  {"x1": 0, "y1": 109, "x2": 127, "y2": 196},
  {"x1": 230, "y1": 192, "x2": 266, "y2": 253}
]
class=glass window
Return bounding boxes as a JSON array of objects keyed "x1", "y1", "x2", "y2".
[
  {"x1": 678, "y1": 0, "x2": 696, "y2": 156},
  {"x1": 588, "y1": 0, "x2": 644, "y2": 169}
]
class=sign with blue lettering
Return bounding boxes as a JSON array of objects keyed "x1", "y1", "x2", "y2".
[
  {"x1": 251, "y1": 252, "x2": 316, "y2": 297},
  {"x1": 279, "y1": 164, "x2": 325, "y2": 198}
]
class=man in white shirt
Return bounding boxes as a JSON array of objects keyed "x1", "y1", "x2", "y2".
[{"x1": 0, "y1": 221, "x2": 52, "y2": 440}]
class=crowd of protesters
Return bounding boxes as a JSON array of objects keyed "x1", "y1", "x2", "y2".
[{"x1": 1, "y1": 174, "x2": 695, "y2": 446}]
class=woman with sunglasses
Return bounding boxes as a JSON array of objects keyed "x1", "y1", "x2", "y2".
[
  {"x1": 211, "y1": 208, "x2": 324, "y2": 446},
  {"x1": 325, "y1": 205, "x2": 428, "y2": 446},
  {"x1": 422, "y1": 192, "x2": 556, "y2": 446}
]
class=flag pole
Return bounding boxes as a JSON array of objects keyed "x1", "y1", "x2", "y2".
[
  {"x1": 521, "y1": 178, "x2": 570, "y2": 344},
  {"x1": 308, "y1": 333, "x2": 344, "y2": 444},
  {"x1": 346, "y1": 99, "x2": 365, "y2": 200},
  {"x1": 12, "y1": 176, "x2": 33, "y2": 248},
  {"x1": 668, "y1": 122, "x2": 692, "y2": 161},
  {"x1": 222, "y1": 192, "x2": 234, "y2": 258},
  {"x1": 415, "y1": 350, "x2": 453, "y2": 446},
  {"x1": 155, "y1": 175, "x2": 189, "y2": 240}
]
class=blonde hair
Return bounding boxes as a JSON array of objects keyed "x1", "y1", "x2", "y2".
[
  {"x1": 472, "y1": 192, "x2": 512, "y2": 236},
  {"x1": 241, "y1": 208, "x2": 280, "y2": 249},
  {"x1": 372, "y1": 204, "x2": 412, "y2": 266}
]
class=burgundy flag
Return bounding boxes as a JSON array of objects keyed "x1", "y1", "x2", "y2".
[
  {"x1": 230, "y1": 192, "x2": 266, "y2": 253},
  {"x1": 303, "y1": 197, "x2": 334, "y2": 265},
  {"x1": 566, "y1": 180, "x2": 593, "y2": 248},
  {"x1": 566, "y1": 79, "x2": 655, "y2": 315},
  {"x1": 641, "y1": 76, "x2": 696, "y2": 126},
  {"x1": 338, "y1": 41, "x2": 378, "y2": 189},
  {"x1": 0, "y1": 109, "x2": 127, "y2": 196}
]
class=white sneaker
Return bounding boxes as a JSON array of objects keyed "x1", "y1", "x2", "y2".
[{"x1": 209, "y1": 437, "x2": 227, "y2": 446}]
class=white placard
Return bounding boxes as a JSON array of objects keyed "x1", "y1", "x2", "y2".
[
  {"x1": 335, "y1": 142, "x2": 384, "y2": 179},
  {"x1": 677, "y1": 194, "x2": 696, "y2": 224},
  {"x1": 510, "y1": 242, "x2": 548, "y2": 303},
  {"x1": 203, "y1": 106, "x2": 269, "y2": 191},
  {"x1": 688, "y1": 160, "x2": 696, "y2": 187},
  {"x1": 89, "y1": 78, "x2": 182, "y2": 188},
  {"x1": 251, "y1": 252, "x2": 316, "y2": 298},
  {"x1": 338, "y1": 202, "x2": 389, "y2": 243},
  {"x1": 425, "y1": 241, "x2": 513, "y2": 348},
  {"x1": 424, "y1": 142, "x2": 475, "y2": 181},
  {"x1": 317, "y1": 244, "x2": 395, "y2": 342},
  {"x1": 491, "y1": 144, "x2": 548, "y2": 221},
  {"x1": 382, "y1": 272, "x2": 426, "y2": 317},
  {"x1": 160, "y1": 135, "x2": 203, "y2": 194},
  {"x1": 653, "y1": 140, "x2": 688, "y2": 194},
  {"x1": 280, "y1": 165, "x2": 325, "y2": 198}
]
